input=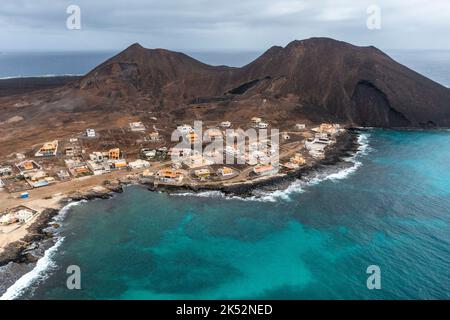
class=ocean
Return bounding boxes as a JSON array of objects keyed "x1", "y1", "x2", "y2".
[{"x1": 1, "y1": 51, "x2": 449, "y2": 300}]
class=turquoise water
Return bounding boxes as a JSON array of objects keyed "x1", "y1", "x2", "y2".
[{"x1": 14, "y1": 130, "x2": 450, "y2": 299}]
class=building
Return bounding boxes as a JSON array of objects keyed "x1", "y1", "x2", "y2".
[
  {"x1": 186, "y1": 131, "x2": 199, "y2": 144},
  {"x1": 129, "y1": 159, "x2": 150, "y2": 170},
  {"x1": 57, "y1": 170, "x2": 71, "y2": 181},
  {"x1": 253, "y1": 164, "x2": 278, "y2": 176},
  {"x1": 16, "y1": 160, "x2": 41, "y2": 173},
  {"x1": 257, "y1": 122, "x2": 269, "y2": 129},
  {"x1": 206, "y1": 129, "x2": 223, "y2": 140},
  {"x1": 157, "y1": 168, "x2": 183, "y2": 183},
  {"x1": 290, "y1": 153, "x2": 306, "y2": 166},
  {"x1": 87, "y1": 160, "x2": 111, "y2": 175},
  {"x1": 194, "y1": 168, "x2": 211, "y2": 180},
  {"x1": 111, "y1": 159, "x2": 127, "y2": 170},
  {"x1": 65, "y1": 147, "x2": 75, "y2": 157},
  {"x1": 25, "y1": 170, "x2": 55, "y2": 188},
  {"x1": 295, "y1": 123, "x2": 306, "y2": 130},
  {"x1": 0, "y1": 207, "x2": 35, "y2": 225},
  {"x1": 149, "y1": 132, "x2": 160, "y2": 141},
  {"x1": 177, "y1": 124, "x2": 193, "y2": 134},
  {"x1": 220, "y1": 121, "x2": 231, "y2": 128},
  {"x1": 86, "y1": 128, "x2": 96, "y2": 138},
  {"x1": 0, "y1": 166, "x2": 13, "y2": 177},
  {"x1": 130, "y1": 121, "x2": 146, "y2": 132},
  {"x1": 35, "y1": 140, "x2": 58, "y2": 157},
  {"x1": 218, "y1": 167, "x2": 234, "y2": 177},
  {"x1": 184, "y1": 154, "x2": 214, "y2": 168},
  {"x1": 89, "y1": 152, "x2": 105, "y2": 162},
  {"x1": 251, "y1": 117, "x2": 262, "y2": 126},
  {"x1": 141, "y1": 148, "x2": 157, "y2": 160},
  {"x1": 108, "y1": 148, "x2": 121, "y2": 160}
]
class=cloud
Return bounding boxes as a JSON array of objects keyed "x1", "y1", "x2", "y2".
[{"x1": 0, "y1": 0, "x2": 448, "y2": 51}]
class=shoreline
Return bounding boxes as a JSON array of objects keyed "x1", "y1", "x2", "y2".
[{"x1": 0, "y1": 129, "x2": 362, "y2": 298}]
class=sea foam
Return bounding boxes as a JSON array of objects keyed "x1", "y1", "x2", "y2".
[{"x1": 0, "y1": 237, "x2": 64, "y2": 300}]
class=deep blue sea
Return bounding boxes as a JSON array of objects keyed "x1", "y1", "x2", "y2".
[{"x1": 0, "y1": 50, "x2": 449, "y2": 300}]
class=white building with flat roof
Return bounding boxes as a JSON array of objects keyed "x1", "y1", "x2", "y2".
[{"x1": 86, "y1": 128, "x2": 96, "y2": 137}]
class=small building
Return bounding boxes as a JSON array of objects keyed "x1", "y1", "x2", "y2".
[
  {"x1": 206, "y1": 129, "x2": 223, "y2": 140},
  {"x1": 295, "y1": 123, "x2": 306, "y2": 130},
  {"x1": 130, "y1": 121, "x2": 146, "y2": 132},
  {"x1": 257, "y1": 122, "x2": 269, "y2": 129},
  {"x1": 141, "y1": 148, "x2": 157, "y2": 160},
  {"x1": 129, "y1": 159, "x2": 150, "y2": 170},
  {"x1": 72, "y1": 166, "x2": 91, "y2": 177},
  {"x1": 89, "y1": 152, "x2": 105, "y2": 162},
  {"x1": 218, "y1": 167, "x2": 234, "y2": 177},
  {"x1": 141, "y1": 169, "x2": 154, "y2": 178},
  {"x1": 194, "y1": 168, "x2": 211, "y2": 180},
  {"x1": 87, "y1": 160, "x2": 111, "y2": 175},
  {"x1": 0, "y1": 166, "x2": 13, "y2": 177},
  {"x1": 184, "y1": 154, "x2": 214, "y2": 168},
  {"x1": 16, "y1": 160, "x2": 41, "y2": 173},
  {"x1": 253, "y1": 164, "x2": 278, "y2": 176},
  {"x1": 86, "y1": 128, "x2": 96, "y2": 138},
  {"x1": 290, "y1": 153, "x2": 306, "y2": 166},
  {"x1": 111, "y1": 159, "x2": 127, "y2": 170},
  {"x1": 20, "y1": 192, "x2": 29, "y2": 199},
  {"x1": 251, "y1": 117, "x2": 262, "y2": 126},
  {"x1": 186, "y1": 131, "x2": 199, "y2": 144},
  {"x1": 35, "y1": 140, "x2": 58, "y2": 157},
  {"x1": 16, "y1": 153, "x2": 25, "y2": 160},
  {"x1": 57, "y1": 170, "x2": 71, "y2": 181},
  {"x1": 157, "y1": 168, "x2": 183, "y2": 183},
  {"x1": 149, "y1": 132, "x2": 160, "y2": 141},
  {"x1": 108, "y1": 148, "x2": 121, "y2": 160},
  {"x1": 220, "y1": 121, "x2": 231, "y2": 128},
  {"x1": 65, "y1": 147, "x2": 75, "y2": 157},
  {"x1": 177, "y1": 124, "x2": 193, "y2": 134}
]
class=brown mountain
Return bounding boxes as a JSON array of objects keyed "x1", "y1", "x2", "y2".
[{"x1": 1, "y1": 37, "x2": 450, "y2": 156}]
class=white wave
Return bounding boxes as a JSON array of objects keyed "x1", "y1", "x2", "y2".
[
  {"x1": 52, "y1": 200, "x2": 87, "y2": 222},
  {"x1": 0, "y1": 237, "x2": 64, "y2": 300}
]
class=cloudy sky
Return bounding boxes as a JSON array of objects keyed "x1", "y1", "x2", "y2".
[{"x1": 0, "y1": 0, "x2": 449, "y2": 52}]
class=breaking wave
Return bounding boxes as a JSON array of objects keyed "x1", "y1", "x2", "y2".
[{"x1": 0, "y1": 237, "x2": 64, "y2": 300}]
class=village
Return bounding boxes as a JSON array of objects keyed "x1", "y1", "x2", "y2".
[{"x1": 0, "y1": 117, "x2": 344, "y2": 232}]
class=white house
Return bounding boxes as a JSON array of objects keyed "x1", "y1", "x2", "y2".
[{"x1": 86, "y1": 128, "x2": 96, "y2": 138}]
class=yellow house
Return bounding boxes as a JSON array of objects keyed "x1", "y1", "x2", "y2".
[
  {"x1": 186, "y1": 132, "x2": 199, "y2": 144},
  {"x1": 108, "y1": 148, "x2": 121, "y2": 160},
  {"x1": 194, "y1": 168, "x2": 211, "y2": 179}
]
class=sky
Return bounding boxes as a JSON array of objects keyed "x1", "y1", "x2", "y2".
[{"x1": 0, "y1": 0, "x2": 449, "y2": 52}]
